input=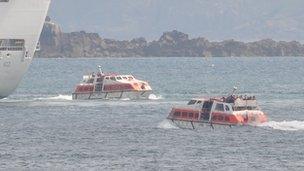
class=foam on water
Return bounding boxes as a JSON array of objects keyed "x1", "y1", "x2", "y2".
[
  {"x1": 259, "y1": 121, "x2": 304, "y2": 131},
  {"x1": 120, "y1": 98, "x2": 131, "y2": 101},
  {"x1": 157, "y1": 120, "x2": 178, "y2": 129},
  {"x1": 209, "y1": 64, "x2": 215, "y2": 67},
  {"x1": 36, "y1": 95, "x2": 73, "y2": 101},
  {"x1": 149, "y1": 94, "x2": 163, "y2": 100}
]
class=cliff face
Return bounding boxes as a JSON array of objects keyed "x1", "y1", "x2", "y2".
[
  {"x1": 37, "y1": 19, "x2": 304, "y2": 58},
  {"x1": 39, "y1": 16, "x2": 62, "y2": 57},
  {"x1": 37, "y1": 19, "x2": 149, "y2": 58}
]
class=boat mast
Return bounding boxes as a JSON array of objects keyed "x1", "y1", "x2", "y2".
[{"x1": 98, "y1": 65, "x2": 103, "y2": 74}]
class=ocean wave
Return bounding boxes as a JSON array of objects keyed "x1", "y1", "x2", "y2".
[{"x1": 259, "y1": 121, "x2": 304, "y2": 131}]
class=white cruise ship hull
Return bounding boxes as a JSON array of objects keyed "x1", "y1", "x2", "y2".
[
  {"x1": 0, "y1": 0, "x2": 51, "y2": 98},
  {"x1": 0, "y1": 51, "x2": 27, "y2": 98}
]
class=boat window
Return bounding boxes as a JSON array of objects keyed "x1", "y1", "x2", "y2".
[
  {"x1": 234, "y1": 106, "x2": 258, "y2": 111},
  {"x1": 128, "y1": 76, "x2": 134, "y2": 80},
  {"x1": 105, "y1": 77, "x2": 109, "y2": 80},
  {"x1": 88, "y1": 79, "x2": 94, "y2": 83},
  {"x1": 123, "y1": 77, "x2": 128, "y2": 80},
  {"x1": 173, "y1": 111, "x2": 181, "y2": 117},
  {"x1": 234, "y1": 107, "x2": 244, "y2": 111},
  {"x1": 247, "y1": 106, "x2": 258, "y2": 110},
  {"x1": 225, "y1": 105, "x2": 231, "y2": 112},
  {"x1": 215, "y1": 103, "x2": 225, "y2": 111},
  {"x1": 219, "y1": 115, "x2": 224, "y2": 121},
  {"x1": 96, "y1": 78, "x2": 103, "y2": 82},
  {"x1": 189, "y1": 113, "x2": 194, "y2": 118},
  {"x1": 0, "y1": 39, "x2": 24, "y2": 51},
  {"x1": 197, "y1": 101, "x2": 202, "y2": 104},
  {"x1": 116, "y1": 77, "x2": 122, "y2": 80},
  {"x1": 110, "y1": 77, "x2": 116, "y2": 81},
  {"x1": 225, "y1": 116, "x2": 230, "y2": 122},
  {"x1": 187, "y1": 100, "x2": 197, "y2": 105},
  {"x1": 202, "y1": 101, "x2": 212, "y2": 111},
  {"x1": 95, "y1": 84, "x2": 102, "y2": 91}
]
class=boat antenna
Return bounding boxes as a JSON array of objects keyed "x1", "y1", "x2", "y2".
[{"x1": 98, "y1": 65, "x2": 103, "y2": 74}]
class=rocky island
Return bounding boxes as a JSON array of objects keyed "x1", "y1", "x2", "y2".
[{"x1": 37, "y1": 17, "x2": 304, "y2": 58}]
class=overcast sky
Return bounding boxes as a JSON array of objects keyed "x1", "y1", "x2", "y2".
[{"x1": 48, "y1": 0, "x2": 304, "y2": 41}]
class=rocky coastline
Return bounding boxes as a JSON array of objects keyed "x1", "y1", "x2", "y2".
[{"x1": 37, "y1": 17, "x2": 304, "y2": 58}]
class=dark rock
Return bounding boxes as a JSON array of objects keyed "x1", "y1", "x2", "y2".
[{"x1": 36, "y1": 17, "x2": 304, "y2": 58}]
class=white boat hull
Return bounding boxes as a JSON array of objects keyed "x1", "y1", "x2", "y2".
[
  {"x1": 168, "y1": 119, "x2": 237, "y2": 130},
  {"x1": 72, "y1": 90, "x2": 153, "y2": 100}
]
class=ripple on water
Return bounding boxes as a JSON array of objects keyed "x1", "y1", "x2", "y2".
[{"x1": 1, "y1": 57, "x2": 304, "y2": 170}]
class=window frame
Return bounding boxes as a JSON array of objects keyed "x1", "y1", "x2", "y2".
[{"x1": 215, "y1": 103, "x2": 225, "y2": 112}]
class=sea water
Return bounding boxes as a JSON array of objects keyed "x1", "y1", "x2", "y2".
[{"x1": 0, "y1": 57, "x2": 304, "y2": 170}]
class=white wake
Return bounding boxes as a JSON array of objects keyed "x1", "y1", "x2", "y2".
[
  {"x1": 157, "y1": 120, "x2": 178, "y2": 129},
  {"x1": 120, "y1": 98, "x2": 131, "y2": 101},
  {"x1": 149, "y1": 94, "x2": 163, "y2": 100},
  {"x1": 259, "y1": 121, "x2": 304, "y2": 131},
  {"x1": 36, "y1": 94, "x2": 73, "y2": 101}
]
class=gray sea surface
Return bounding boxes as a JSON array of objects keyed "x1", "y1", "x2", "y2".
[{"x1": 1, "y1": 57, "x2": 304, "y2": 170}]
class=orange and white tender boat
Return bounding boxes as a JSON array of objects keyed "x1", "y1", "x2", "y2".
[
  {"x1": 167, "y1": 88, "x2": 268, "y2": 129},
  {"x1": 72, "y1": 66, "x2": 152, "y2": 100}
]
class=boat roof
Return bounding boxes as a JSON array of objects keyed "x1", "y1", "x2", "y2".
[
  {"x1": 190, "y1": 95, "x2": 259, "y2": 107},
  {"x1": 190, "y1": 97, "x2": 223, "y2": 102},
  {"x1": 84, "y1": 72, "x2": 135, "y2": 78}
]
